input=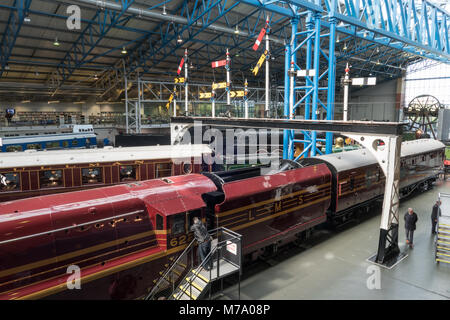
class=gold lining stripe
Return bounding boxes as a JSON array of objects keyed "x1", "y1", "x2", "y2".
[
  {"x1": 229, "y1": 195, "x2": 330, "y2": 232},
  {"x1": 0, "y1": 239, "x2": 158, "y2": 290},
  {"x1": 217, "y1": 182, "x2": 331, "y2": 218},
  {"x1": 0, "y1": 230, "x2": 156, "y2": 279},
  {"x1": 15, "y1": 244, "x2": 187, "y2": 300}
]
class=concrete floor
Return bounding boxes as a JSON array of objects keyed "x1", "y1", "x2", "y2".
[{"x1": 220, "y1": 180, "x2": 450, "y2": 300}]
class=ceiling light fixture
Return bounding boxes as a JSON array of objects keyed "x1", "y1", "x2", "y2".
[
  {"x1": 162, "y1": 4, "x2": 167, "y2": 15},
  {"x1": 189, "y1": 62, "x2": 194, "y2": 69},
  {"x1": 48, "y1": 100, "x2": 60, "y2": 104},
  {"x1": 21, "y1": 100, "x2": 31, "y2": 103},
  {"x1": 234, "y1": 25, "x2": 240, "y2": 34},
  {"x1": 53, "y1": 37, "x2": 60, "y2": 47},
  {"x1": 121, "y1": 47, "x2": 127, "y2": 54},
  {"x1": 24, "y1": 14, "x2": 31, "y2": 23},
  {"x1": 177, "y1": 35, "x2": 183, "y2": 43}
]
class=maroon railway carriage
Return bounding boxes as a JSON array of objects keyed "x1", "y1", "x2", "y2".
[
  {"x1": 302, "y1": 139, "x2": 445, "y2": 223},
  {"x1": 0, "y1": 139, "x2": 444, "y2": 300},
  {"x1": 0, "y1": 145, "x2": 210, "y2": 202},
  {"x1": 0, "y1": 162, "x2": 331, "y2": 300}
]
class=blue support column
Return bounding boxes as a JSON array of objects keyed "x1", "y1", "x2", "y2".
[
  {"x1": 283, "y1": 44, "x2": 291, "y2": 160},
  {"x1": 326, "y1": 19, "x2": 337, "y2": 153},
  {"x1": 311, "y1": 12, "x2": 321, "y2": 157},
  {"x1": 282, "y1": 4, "x2": 337, "y2": 161}
]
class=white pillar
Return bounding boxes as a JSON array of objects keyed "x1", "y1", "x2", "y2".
[
  {"x1": 343, "y1": 63, "x2": 350, "y2": 121},
  {"x1": 265, "y1": 34, "x2": 270, "y2": 117},
  {"x1": 226, "y1": 49, "x2": 231, "y2": 105},
  {"x1": 289, "y1": 62, "x2": 295, "y2": 119},
  {"x1": 212, "y1": 85, "x2": 216, "y2": 118},
  {"x1": 244, "y1": 79, "x2": 249, "y2": 119},
  {"x1": 184, "y1": 49, "x2": 189, "y2": 116}
]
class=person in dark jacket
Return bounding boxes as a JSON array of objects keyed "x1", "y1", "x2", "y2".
[
  {"x1": 190, "y1": 217, "x2": 213, "y2": 270},
  {"x1": 404, "y1": 208, "x2": 418, "y2": 248},
  {"x1": 431, "y1": 201, "x2": 442, "y2": 234}
]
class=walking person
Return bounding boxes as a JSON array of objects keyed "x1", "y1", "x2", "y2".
[
  {"x1": 404, "y1": 208, "x2": 418, "y2": 249},
  {"x1": 431, "y1": 200, "x2": 442, "y2": 234},
  {"x1": 190, "y1": 217, "x2": 213, "y2": 270}
]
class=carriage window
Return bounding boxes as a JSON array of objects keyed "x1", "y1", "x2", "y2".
[
  {"x1": 155, "y1": 163, "x2": 172, "y2": 178},
  {"x1": 71, "y1": 140, "x2": 79, "y2": 146},
  {"x1": 422, "y1": 155, "x2": 426, "y2": 161},
  {"x1": 156, "y1": 214, "x2": 164, "y2": 230},
  {"x1": 82, "y1": 167, "x2": 103, "y2": 185},
  {"x1": 6, "y1": 145, "x2": 22, "y2": 152},
  {"x1": 0, "y1": 172, "x2": 20, "y2": 191},
  {"x1": 27, "y1": 144, "x2": 42, "y2": 150},
  {"x1": 39, "y1": 170, "x2": 63, "y2": 188},
  {"x1": 46, "y1": 141, "x2": 60, "y2": 149},
  {"x1": 62, "y1": 141, "x2": 69, "y2": 148},
  {"x1": 171, "y1": 214, "x2": 186, "y2": 235},
  {"x1": 349, "y1": 177, "x2": 355, "y2": 191},
  {"x1": 119, "y1": 165, "x2": 136, "y2": 182}
]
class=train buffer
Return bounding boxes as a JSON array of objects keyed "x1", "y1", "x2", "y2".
[
  {"x1": 435, "y1": 216, "x2": 450, "y2": 265},
  {"x1": 146, "y1": 227, "x2": 243, "y2": 300}
]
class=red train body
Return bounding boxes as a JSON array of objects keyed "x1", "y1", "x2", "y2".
[{"x1": 0, "y1": 139, "x2": 444, "y2": 300}]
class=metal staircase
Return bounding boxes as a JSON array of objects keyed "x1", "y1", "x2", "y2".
[
  {"x1": 146, "y1": 227, "x2": 242, "y2": 300},
  {"x1": 436, "y1": 216, "x2": 450, "y2": 265}
]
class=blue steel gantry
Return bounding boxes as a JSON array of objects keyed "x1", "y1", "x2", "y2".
[{"x1": 241, "y1": 0, "x2": 450, "y2": 160}]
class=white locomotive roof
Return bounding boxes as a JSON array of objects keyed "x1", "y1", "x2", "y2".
[
  {"x1": 311, "y1": 139, "x2": 445, "y2": 172},
  {"x1": 1, "y1": 132, "x2": 96, "y2": 144},
  {"x1": 0, "y1": 144, "x2": 212, "y2": 169}
]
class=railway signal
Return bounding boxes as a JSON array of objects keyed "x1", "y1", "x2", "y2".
[
  {"x1": 253, "y1": 17, "x2": 270, "y2": 51},
  {"x1": 177, "y1": 57, "x2": 185, "y2": 75},
  {"x1": 211, "y1": 59, "x2": 227, "y2": 68},
  {"x1": 342, "y1": 63, "x2": 377, "y2": 121},
  {"x1": 166, "y1": 93, "x2": 174, "y2": 109},
  {"x1": 252, "y1": 50, "x2": 268, "y2": 76},
  {"x1": 199, "y1": 92, "x2": 213, "y2": 99},
  {"x1": 212, "y1": 82, "x2": 228, "y2": 90}
]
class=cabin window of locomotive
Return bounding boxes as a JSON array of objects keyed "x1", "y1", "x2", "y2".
[
  {"x1": 26, "y1": 143, "x2": 42, "y2": 150},
  {"x1": 155, "y1": 163, "x2": 172, "y2": 178},
  {"x1": 39, "y1": 170, "x2": 63, "y2": 188},
  {"x1": 119, "y1": 165, "x2": 136, "y2": 182},
  {"x1": 71, "y1": 140, "x2": 79, "y2": 147},
  {"x1": 82, "y1": 167, "x2": 103, "y2": 185},
  {"x1": 6, "y1": 145, "x2": 22, "y2": 152},
  {"x1": 0, "y1": 172, "x2": 20, "y2": 191},
  {"x1": 156, "y1": 214, "x2": 164, "y2": 230},
  {"x1": 183, "y1": 162, "x2": 192, "y2": 174},
  {"x1": 62, "y1": 141, "x2": 69, "y2": 148},
  {"x1": 171, "y1": 214, "x2": 185, "y2": 235}
]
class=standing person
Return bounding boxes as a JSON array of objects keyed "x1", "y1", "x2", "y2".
[
  {"x1": 431, "y1": 201, "x2": 442, "y2": 234},
  {"x1": 190, "y1": 217, "x2": 213, "y2": 270},
  {"x1": 404, "y1": 208, "x2": 418, "y2": 248}
]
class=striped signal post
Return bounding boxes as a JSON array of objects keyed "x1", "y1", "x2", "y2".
[
  {"x1": 211, "y1": 84, "x2": 216, "y2": 118},
  {"x1": 244, "y1": 79, "x2": 249, "y2": 119},
  {"x1": 184, "y1": 49, "x2": 189, "y2": 116},
  {"x1": 226, "y1": 49, "x2": 231, "y2": 105},
  {"x1": 265, "y1": 31, "x2": 270, "y2": 117}
]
